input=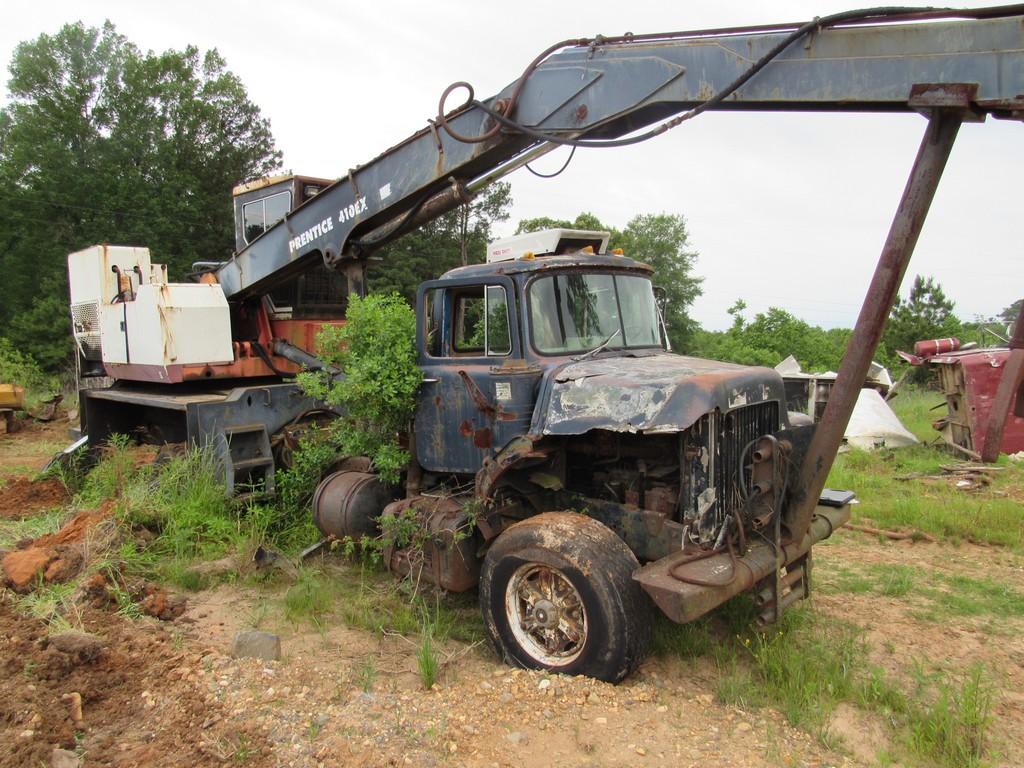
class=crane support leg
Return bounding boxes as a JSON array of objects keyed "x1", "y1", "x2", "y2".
[{"x1": 787, "y1": 102, "x2": 967, "y2": 545}]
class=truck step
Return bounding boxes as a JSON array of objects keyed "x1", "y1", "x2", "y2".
[{"x1": 223, "y1": 423, "x2": 268, "y2": 435}]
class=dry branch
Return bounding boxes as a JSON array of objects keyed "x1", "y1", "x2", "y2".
[{"x1": 845, "y1": 523, "x2": 936, "y2": 542}]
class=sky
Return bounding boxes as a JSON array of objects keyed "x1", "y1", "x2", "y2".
[{"x1": 2, "y1": 1, "x2": 1020, "y2": 330}]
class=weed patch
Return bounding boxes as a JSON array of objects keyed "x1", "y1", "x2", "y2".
[
  {"x1": 903, "y1": 664, "x2": 994, "y2": 767},
  {"x1": 417, "y1": 620, "x2": 439, "y2": 689},
  {"x1": 657, "y1": 602, "x2": 998, "y2": 767},
  {"x1": 284, "y1": 568, "x2": 336, "y2": 628},
  {"x1": 818, "y1": 559, "x2": 1024, "y2": 627},
  {"x1": 828, "y1": 448, "x2": 1024, "y2": 548},
  {"x1": 0, "y1": 507, "x2": 65, "y2": 548},
  {"x1": 827, "y1": 387, "x2": 1024, "y2": 548}
]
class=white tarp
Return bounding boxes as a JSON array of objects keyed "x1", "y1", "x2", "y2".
[{"x1": 844, "y1": 388, "x2": 918, "y2": 450}]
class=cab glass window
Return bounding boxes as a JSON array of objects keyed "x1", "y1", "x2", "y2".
[
  {"x1": 528, "y1": 273, "x2": 661, "y2": 355},
  {"x1": 451, "y1": 285, "x2": 512, "y2": 356},
  {"x1": 423, "y1": 288, "x2": 443, "y2": 357},
  {"x1": 243, "y1": 190, "x2": 292, "y2": 244}
]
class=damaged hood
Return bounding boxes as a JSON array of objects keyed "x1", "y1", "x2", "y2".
[{"x1": 534, "y1": 353, "x2": 786, "y2": 435}]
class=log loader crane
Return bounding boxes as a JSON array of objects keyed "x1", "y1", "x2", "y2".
[{"x1": 68, "y1": 6, "x2": 1024, "y2": 680}]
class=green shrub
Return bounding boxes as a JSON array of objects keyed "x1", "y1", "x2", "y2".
[{"x1": 298, "y1": 293, "x2": 421, "y2": 485}]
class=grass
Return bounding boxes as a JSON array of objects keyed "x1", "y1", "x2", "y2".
[
  {"x1": 715, "y1": 606, "x2": 864, "y2": 732},
  {"x1": 355, "y1": 657, "x2": 377, "y2": 692},
  {"x1": 886, "y1": 386, "x2": 944, "y2": 442},
  {"x1": 284, "y1": 567, "x2": 335, "y2": 628},
  {"x1": 826, "y1": 386, "x2": 1024, "y2": 548},
  {"x1": 0, "y1": 506, "x2": 65, "y2": 548},
  {"x1": 905, "y1": 663, "x2": 994, "y2": 768},
  {"x1": 818, "y1": 560, "x2": 1024, "y2": 628},
  {"x1": 17, "y1": 580, "x2": 80, "y2": 628},
  {"x1": 656, "y1": 602, "x2": 998, "y2": 767},
  {"x1": 417, "y1": 619, "x2": 439, "y2": 689},
  {"x1": 278, "y1": 558, "x2": 485, "y2": 644}
]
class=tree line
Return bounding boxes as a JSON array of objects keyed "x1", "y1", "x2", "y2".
[{"x1": 0, "y1": 22, "x2": 1015, "y2": 385}]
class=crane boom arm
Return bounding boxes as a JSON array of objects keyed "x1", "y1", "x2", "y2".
[{"x1": 215, "y1": 7, "x2": 1024, "y2": 300}]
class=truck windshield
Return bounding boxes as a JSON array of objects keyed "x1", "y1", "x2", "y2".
[{"x1": 528, "y1": 272, "x2": 662, "y2": 355}]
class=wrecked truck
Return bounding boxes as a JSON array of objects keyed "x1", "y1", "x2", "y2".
[{"x1": 312, "y1": 229, "x2": 846, "y2": 681}]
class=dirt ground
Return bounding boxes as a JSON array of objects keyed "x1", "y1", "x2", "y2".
[{"x1": 2, "y1": 425, "x2": 1022, "y2": 767}]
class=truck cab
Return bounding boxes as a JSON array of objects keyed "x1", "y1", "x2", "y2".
[{"x1": 412, "y1": 230, "x2": 789, "y2": 552}]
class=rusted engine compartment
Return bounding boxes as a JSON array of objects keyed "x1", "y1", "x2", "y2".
[{"x1": 560, "y1": 401, "x2": 783, "y2": 556}]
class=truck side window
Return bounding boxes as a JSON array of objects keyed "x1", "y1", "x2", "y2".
[
  {"x1": 424, "y1": 288, "x2": 443, "y2": 357},
  {"x1": 454, "y1": 291, "x2": 485, "y2": 354},
  {"x1": 242, "y1": 190, "x2": 292, "y2": 244},
  {"x1": 453, "y1": 285, "x2": 512, "y2": 356},
  {"x1": 485, "y1": 285, "x2": 511, "y2": 355}
]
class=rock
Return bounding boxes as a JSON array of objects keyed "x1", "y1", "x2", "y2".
[
  {"x1": 140, "y1": 586, "x2": 187, "y2": 621},
  {"x1": 51, "y1": 748, "x2": 81, "y2": 768},
  {"x1": 230, "y1": 630, "x2": 281, "y2": 661},
  {"x1": 507, "y1": 731, "x2": 529, "y2": 745},
  {"x1": 44, "y1": 547, "x2": 84, "y2": 583},
  {"x1": 61, "y1": 691, "x2": 84, "y2": 727},
  {"x1": 538, "y1": 678, "x2": 551, "y2": 690},
  {"x1": 736, "y1": 721, "x2": 752, "y2": 732},
  {"x1": 3, "y1": 547, "x2": 54, "y2": 588},
  {"x1": 50, "y1": 632, "x2": 105, "y2": 662}
]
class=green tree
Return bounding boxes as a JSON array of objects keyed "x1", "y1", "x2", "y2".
[
  {"x1": 1000, "y1": 298, "x2": 1022, "y2": 324},
  {"x1": 367, "y1": 182, "x2": 511, "y2": 302},
  {"x1": 0, "y1": 21, "x2": 280, "y2": 370},
  {"x1": 516, "y1": 211, "x2": 703, "y2": 349},
  {"x1": 881, "y1": 275, "x2": 962, "y2": 363},
  {"x1": 690, "y1": 302, "x2": 850, "y2": 372},
  {"x1": 618, "y1": 213, "x2": 702, "y2": 348}
]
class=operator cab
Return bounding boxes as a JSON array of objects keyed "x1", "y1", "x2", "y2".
[{"x1": 232, "y1": 174, "x2": 348, "y2": 320}]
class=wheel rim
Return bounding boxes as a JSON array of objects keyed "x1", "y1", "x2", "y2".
[{"x1": 505, "y1": 562, "x2": 588, "y2": 666}]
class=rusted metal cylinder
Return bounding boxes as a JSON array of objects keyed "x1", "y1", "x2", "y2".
[
  {"x1": 913, "y1": 337, "x2": 960, "y2": 358},
  {"x1": 312, "y1": 470, "x2": 393, "y2": 540}
]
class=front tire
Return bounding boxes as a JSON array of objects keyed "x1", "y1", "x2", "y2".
[{"x1": 479, "y1": 511, "x2": 652, "y2": 683}]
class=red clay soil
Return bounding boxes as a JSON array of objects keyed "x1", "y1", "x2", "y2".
[
  {"x1": 2, "y1": 507, "x2": 111, "y2": 590},
  {"x1": 0, "y1": 599, "x2": 272, "y2": 768},
  {"x1": 0, "y1": 476, "x2": 69, "y2": 519}
]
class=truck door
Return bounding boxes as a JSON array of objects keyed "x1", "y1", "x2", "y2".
[{"x1": 414, "y1": 277, "x2": 523, "y2": 474}]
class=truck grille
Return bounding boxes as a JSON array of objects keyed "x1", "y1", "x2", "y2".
[
  {"x1": 716, "y1": 401, "x2": 780, "y2": 517},
  {"x1": 682, "y1": 400, "x2": 780, "y2": 543}
]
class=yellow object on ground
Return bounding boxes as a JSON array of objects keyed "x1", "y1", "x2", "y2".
[{"x1": 0, "y1": 383, "x2": 25, "y2": 409}]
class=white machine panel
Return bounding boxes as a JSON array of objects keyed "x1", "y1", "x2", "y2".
[
  {"x1": 68, "y1": 245, "x2": 152, "y2": 306},
  {"x1": 69, "y1": 245, "x2": 154, "y2": 362},
  {"x1": 99, "y1": 283, "x2": 233, "y2": 368},
  {"x1": 487, "y1": 229, "x2": 610, "y2": 262}
]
